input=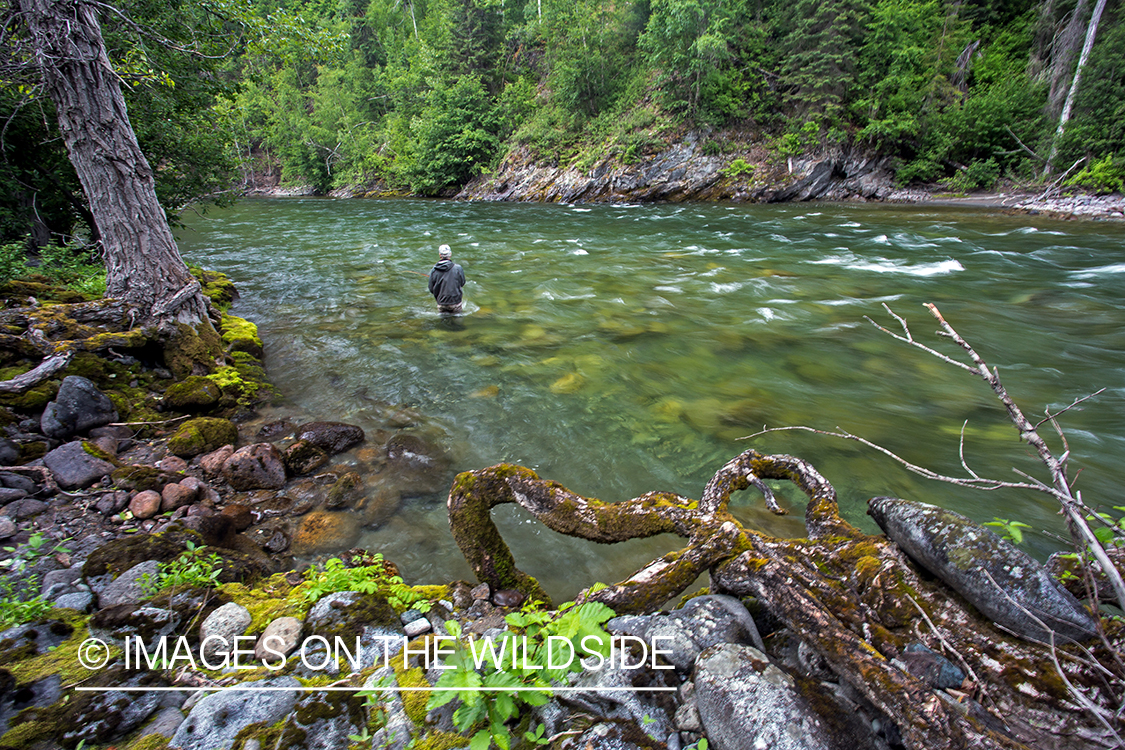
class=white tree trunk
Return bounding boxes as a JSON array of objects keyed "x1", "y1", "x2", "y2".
[{"x1": 1045, "y1": 0, "x2": 1108, "y2": 176}]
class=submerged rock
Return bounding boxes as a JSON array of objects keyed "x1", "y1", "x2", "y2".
[
  {"x1": 295, "y1": 421, "x2": 365, "y2": 454},
  {"x1": 868, "y1": 496, "x2": 1099, "y2": 643}
]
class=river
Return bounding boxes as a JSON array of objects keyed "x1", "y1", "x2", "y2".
[{"x1": 175, "y1": 198, "x2": 1125, "y2": 601}]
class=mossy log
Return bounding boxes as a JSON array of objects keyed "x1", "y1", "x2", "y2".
[{"x1": 447, "y1": 448, "x2": 1121, "y2": 750}]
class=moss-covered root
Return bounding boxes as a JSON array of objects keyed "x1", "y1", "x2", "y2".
[
  {"x1": 700, "y1": 448, "x2": 856, "y2": 539},
  {"x1": 448, "y1": 463, "x2": 709, "y2": 612},
  {"x1": 163, "y1": 321, "x2": 224, "y2": 380}
]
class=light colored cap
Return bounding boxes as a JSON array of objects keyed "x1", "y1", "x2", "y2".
[{"x1": 439, "y1": 244, "x2": 452, "y2": 258}]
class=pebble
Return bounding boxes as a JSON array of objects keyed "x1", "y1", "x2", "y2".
[{"x1": 403, "y1": 618, "x2": 432, "y2": 638}]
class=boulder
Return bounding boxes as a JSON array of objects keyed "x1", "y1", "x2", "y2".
[
  {"x1": 607, "y1": 595, "x2": 763, "y2": 672},
  {"x1": 161, "y1": 375, "x2": 223, "y2": 411},
  {"x1": 39, "y1": 375, "x2": 118, "y2": 439},
  {"x1": 274, "y1": 692, "x2": 366, "y2": 750},
  {"x1": 222, "y1": 443, "x2": 287, "y2": 490},
  {"x1": 167, "y1": 417, "x2": 239, "y2": 458},
  {"x1": 170, "y1": 676, "x2": 301, "y2": 750},
  {"x1": 60, "y1": 673, "x2": 164, "y2": 747},
  {"x1": 694, "y1": 643, "x2": 834, "y2": 750},
  {"x1": 301, "y1": 591, "x2": 403, "y2": 675},
  {"x1": 295, "y1": 421, "x2": 365, "y2": 454},
  {"x1": 199, "y1": 444, "x2": 235, "y2": 474},
  {"x1": 161, "y1": 482, "x2": 198, "y2": 512},
  {"x1": 868, "y1": 497, "x2": 1099, "y2": 643},
  {"x1": 88, "y1": 603, "x2": 181, "y2": 650},
  {"x1": 98, "y1": 559, "x2": 160, "y2": 608},
  {"x1": 42, "y1": 440, "x2": 116, "y2": 490}
]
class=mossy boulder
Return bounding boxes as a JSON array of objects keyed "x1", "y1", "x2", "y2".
[
  {"x1": 163, "y1": 322, "x2": 223, "y2": 381},
  {"x1": 220, "y1": 314, "x2": 264, "y2": 359},
  {"x1": 82, "y1": 532, "x2": 198, "y2": 579},
  {"x1": 161, "y1": 375, "x2": 222, "y2": 412},
  {"x1": 167, "y1": 417, "x2": 239, "y2": 458},
  {"x1": 325, "y1": 471, "x2": 364, "y2": 509}
]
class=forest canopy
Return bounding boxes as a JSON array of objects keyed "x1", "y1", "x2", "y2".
[{"x1": 2, "y1": 0, "x2": 1123, "y2": 244}]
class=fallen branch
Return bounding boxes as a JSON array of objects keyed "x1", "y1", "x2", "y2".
[{"x1": 0, "y1": 349, "x2": 73, "y2": 393}]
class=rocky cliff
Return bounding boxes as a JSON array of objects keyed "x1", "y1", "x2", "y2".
[{"x1": 457, "y1": 133, "x2": 902, "y2": 204}]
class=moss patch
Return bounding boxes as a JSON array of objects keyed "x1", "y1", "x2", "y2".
[
  {"x1": 166, "y1": 417, "x2": 238, "y2": 458},
  {"x1": 162, "y1": 375, "x2": 223, "y2": 411},
  {"x1": 221, "y1": 314, "x2": 264, "y2": 359},
  {"x1": 191, "y1": 266, "x2": 237, "y2": 311},
  {"x1": 163, "y1": 321, "x2": 223, "y2": 380},
  {"x1": 219, "y1": 575, "x2": 313, "y2": 633}
]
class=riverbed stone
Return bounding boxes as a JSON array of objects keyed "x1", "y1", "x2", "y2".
[
  {"x1": 283, "y1": 439, "x2": 330, "y2": 476},
  {"x1": 694, "y1": 643, "x2": 833, "y2": 750},
  {"x1": 295, "y1": 421, "x2": 365, "y2": 454},
  {"x1": 40, "y1": 375, "x2": 118, "y2": 439},
  {"x1": 98, "y1": 559, "x2": 160, "y2": 607},
  {"x1": 291, "y1": 509, "x2": 360, "y2": 555},
  {"x1": 199, "y1": 443, "x2": 235, "y2": 474},
  {"x1": 162, "y1": 375, "x2": 223, "y2": 411},
  {"x1": 170, "y1": 676, "x2": 301, "y2": 750},
  {"x1": 43, "y1": 440, "x2": 116, "y2": 490},
  {"x1": 868, "y1": 496, "x2": 1099, "y2": 643},
  {"x1": 222, "y1": 442, "x2": 287, "y2": 490},
  {"x1": 130, "y1": 489, "x2": 163, "y2": 519},
  {"x1": 254, "y1": 616, "x2": 303, "y2": 664}
]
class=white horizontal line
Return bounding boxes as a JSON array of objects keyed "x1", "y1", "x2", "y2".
[{"x1": 74, "y1": 686, "x2": 676, "y2": 693}]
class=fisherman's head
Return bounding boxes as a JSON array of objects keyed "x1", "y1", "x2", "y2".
[{"x1": 439, "y1": 244, "x2": 452, "y2": 259}]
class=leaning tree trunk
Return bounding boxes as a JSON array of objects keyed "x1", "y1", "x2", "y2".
[
  {"x1": 1044, "y1": 0, "x2": 1108, "y2": 176},
  {"x1": 17, "y1": 0, "x2": 208, "y2": 326}
]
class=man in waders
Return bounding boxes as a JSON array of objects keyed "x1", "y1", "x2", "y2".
[{"x1": 428, "y1": 244, "x2": 466, "y2": 313}]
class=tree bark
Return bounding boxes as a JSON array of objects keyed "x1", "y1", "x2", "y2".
[
  {"x1": 15, "y1": 0, "x2": 208, "y2": 326},
  {"x1": 1045, "y1": 0, "x2": 1108, "y2": 175}
]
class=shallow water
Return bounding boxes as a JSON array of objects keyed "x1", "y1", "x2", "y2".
[{"x1": 176, "y1": 199, "x2": 1125, "y2": 601}]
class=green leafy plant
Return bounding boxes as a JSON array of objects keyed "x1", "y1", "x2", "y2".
[
  {"x1": 983, "y1": 517, "x2": 1032, "y2": 545},
  {"x1": 142, "y1": 541, "x2": 223, "y2": 594},
  {"x1": 1087, "y1": 507, "x2": 1125, "y2": 548},
  {"x1": 303, "y1": 556, "x2": 431, "y2": 613},
  {"x1": 1066, "y1": 155, "x2": 1125, "y2": 195},
  {"x1": 941, "y1": 158, "x2": 1001, "y2": 193},
  {"x1": 721, "y1": 158, "x2": 754, "y2": 179},
  {"x1": 428, "y1": 601, "x2": 617, "y2": 750},
  {"x1": 0, "y1": 532, "x2": 71, "y2": 629}
]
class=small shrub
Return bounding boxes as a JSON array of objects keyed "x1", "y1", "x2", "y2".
[
  {"x1": 941, "y1": 157, "x2": 1000, "y2": 193},
  {"x1": 0, "y1": 532, "x2": 71, "y2": 628},
  {"x1": 1066, "y1": 155, "x2": 1125, "y2": 194},
  {"x1": 722, "y1": 158, "x2": 754, "y2": 179},
  {"x1": 142, "y1": 541, "x2": 223, "y2": 594}
]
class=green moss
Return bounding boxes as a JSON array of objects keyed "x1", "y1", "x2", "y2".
[
  {"x1": 414, "y1": 730, "x2": 475, "y2": 750},
  {"x1": 0, "y1": 366, "x2": 57, "y2": 410},
  {"x1": 162, "y1": 375, "x2": 223, "y2": 412},
  {"x1": 206, "y1": 365, "x2": 271, "y2": 409},
  {"x1": 81, "y1": 439, "x2": 118, "y2": 463},
  {"x1": 18, "y1": 440, "x2": 48, "y2": 461},
  {"x1": 221, "y1": 314, "x2": 264, "y2": 358},
  {"x1": 191, "y1": 267, "x2": 237, "y2": 311},
  {"x1": 125, "y1": 733, "x2": 172, "y2": 750},
  {"x1": 163, "y1": 321, "x2": 223, "y2": 381},
  {"x1": 219, "y1": 576, "x2": 312, "y2": 632},
  {"x1": 166, "y1": 416, "x2": 238, "y2": 458},
  {"x1": 7, "y1": 620, "x2": 120, "y2": 685},
  {"x1": 81, "y1": 327, "x2": 152, "y2": 353},
  {"x1": 0, "y1": 719, "x2": 51, "y2": 750},
  {"x1": 110, "y1": 464, "x2": 183, "y2": 492},
  {"x1": 232, "y1": 718, "x2": 288, "y2": 750}
]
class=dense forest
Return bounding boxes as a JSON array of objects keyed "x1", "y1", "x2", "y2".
[{"x1": 2, "y1": 0, "x2": 1124, "y2": 245}]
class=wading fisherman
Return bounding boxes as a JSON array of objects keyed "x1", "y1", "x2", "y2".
[{"x1": 428, "y1": 244, "x2": 466, "y2": 314}]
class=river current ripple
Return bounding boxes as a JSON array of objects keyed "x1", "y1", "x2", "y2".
[{"x1": 177, "y1": 199, "x2": 1125, "y2": 600}]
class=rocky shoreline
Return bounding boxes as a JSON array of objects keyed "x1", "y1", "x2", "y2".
[{"x1": 245, "y1": 137, "x2": 1125, "y2": 222}]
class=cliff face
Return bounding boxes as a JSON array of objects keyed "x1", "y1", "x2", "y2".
[{"x1": 458, "y1": 133, "x2": 900, "y2": 204}]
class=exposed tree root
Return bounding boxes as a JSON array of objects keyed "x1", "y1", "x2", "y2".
[{"x1": 448, "y1": 449, "x2": 1123, "y2": 750}]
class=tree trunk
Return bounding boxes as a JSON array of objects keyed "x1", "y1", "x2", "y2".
[
  {"x1": 1045, "y1": 0, "x2": 1108, "y2": 176},
  {"x1": 1046, "y1": 0, "x2": 1089, "y2": 122},
  {"x1": 16, "y1": 0, "x2": 208, "y2": 326}
]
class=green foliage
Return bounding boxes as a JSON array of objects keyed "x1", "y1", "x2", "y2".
[
  {"x1": 983, "y1": 517, "x2": 1032, "y2": 545},
  {"x1": 142, "y1": 541, "x2": 224, "y2": 594},
  {"x1": 1087, "y1": 508, "x2": 1125, "y2": 548},
  {"x1": 408, "y1": 76, "x2": 503, "y2": 195},
  {"x1": 427, "y1": 601, "x2": 617, "y2": 749},
  {"x1": 941, "y1": 157, "x2": 1000, "y2": 193},
  {"x1": 721, "y1": 158, "x2": 754, "y2": 178},
  {"x1": 303, "y1": 556, "x2": 432, "y2": 612},
  {"x1": 1066, "y1": 155, "x2": 1125, "y2": 195},
  {"x1": 0, "y1": 533, "x2": 71, "y2": 629}
]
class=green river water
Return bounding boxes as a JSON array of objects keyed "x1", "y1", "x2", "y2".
[{"x1": 176, "y1": 198, "x2": 1125, "y2": 601}]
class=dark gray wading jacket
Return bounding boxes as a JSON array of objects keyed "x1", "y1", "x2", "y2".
[{"x1": 428, "y1": 260, "x2": 466, "y2": 305}]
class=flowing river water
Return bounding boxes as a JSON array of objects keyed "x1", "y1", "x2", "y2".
[{"x1": 176, "y1": 198, "x2": 1125, "y2": 601}]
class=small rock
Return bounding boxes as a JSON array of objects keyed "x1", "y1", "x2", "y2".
[
  {"x1": 0, "y1": 515, "x2": 16, "y2": 539},
  {"x1": 130, "y1": 490, "x2": 163, "y2": 520},
  {"x1": 0, "y1": 487, "x2": 28, "y2": 505},
  {"x1": 283, "y1": 439, "x2": 330, "y2": 476},
  {"x1": 222, "y1": 443, "x2": 287, "y2": 490},
  {"x1": 295, "y1": 421, "x2": 365, "y2": 454},
  {"x1": 470, "y1": 582, "x2": 491, "y2": 601},
  {"x1": 254, "y1": 616, "x2": 304, "y2": 664},
  {"x1": 0, "y1": 497, "x2": 47, "y2": 519},
  {"x1": 220, "y1": 504, "x2": 255, "y2": 531},
  {"x1": 99, "y1": 560, "x2": 161, "y2": 608},
  {"x1": 54, "y1": 591, "x2": 93, "y2": 611},
  {"x1": 403, "y1": 618, "x2": 432, "y2": 638},
  {"x1": 199, "y1": 444, "x2": 235, "y2": 474},
  {"x1": 161, "y1": 482, "x2": 197, "y2": 512},
  {"x1": 170, "y1": 676, "x2": 300, "y2": 750},
  {"x1": 492, "y1": 589, "x2": 524, "y2": 608},
  {"x1": 200, "y1": 602, "x2": 252, "y2": 665},
  {"x1": 158, "y1": 455, "x2": 189, "y2": 473}
]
